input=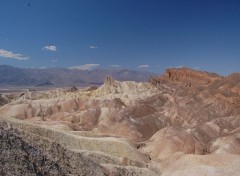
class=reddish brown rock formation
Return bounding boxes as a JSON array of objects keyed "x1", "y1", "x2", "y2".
[{"x1": 150, "y1": 67, "x2": 222, "y2": 88}]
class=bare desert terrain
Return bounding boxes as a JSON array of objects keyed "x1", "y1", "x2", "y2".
[{"x1": 1, "y1": 67, "x2": 240, "y2": 175}]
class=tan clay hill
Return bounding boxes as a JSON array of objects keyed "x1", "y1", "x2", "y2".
[{"x1": 1, "y1": 67, "x2": 240, "y2": 176}]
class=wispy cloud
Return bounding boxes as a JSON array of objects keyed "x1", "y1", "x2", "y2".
[
  {"x1": 69, "y1": 64, "x2": 100, "y2": 70},
  {"x1": 90, "y1": 45, "x2": 98, "y2": 49},
  {"x1": 0, "y1": 49, "x2": 29, "y2": 60},
  {"x1": 138, "y1": 65, "x2": 149, "y2": 68},
  {"x1": 51, "y1": 59, "x2": 58, "y2": 63},
  {"x1": 174, "y1": 65, "x2": 184, "y2": 68},
  {"x1": 109, "y1": 65, "x2": 121, "y2": 68},
  {"x1": 42, "y1": 45, "x2": 57, "y2": 51}
]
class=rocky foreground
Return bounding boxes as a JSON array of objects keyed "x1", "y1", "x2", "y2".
[{"x1": 1, "y1": 67, "x2": 240, "y2": 175}]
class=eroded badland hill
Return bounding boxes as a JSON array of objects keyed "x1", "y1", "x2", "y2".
[{"x1": 1, "y1": 67, "x2": 240, "y2": 176}]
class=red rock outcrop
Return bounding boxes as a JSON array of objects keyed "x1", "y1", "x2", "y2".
[{"x1": 150, "y1": 67, "x2": 222, "y2": 88}]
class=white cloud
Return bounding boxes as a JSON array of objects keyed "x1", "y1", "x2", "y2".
[
  {"x1": 43, "y1": 45, "x2": 57, "y2": 51},
  {"x1": 109, "y1": 65, "x2": 121, "y2": 68},
  {"x1": 51, "y1": 59, "x2": 58, "y2": 63},
  {"x1": 90, "y1": 46, "x2": 98, "y2": 49},
  {"x1": 138, "y1": 65, "x2": 149, "y2": 68},
  {"x1": 0, "y1": 49, "x2": 29, "y2": 60},
  {"x1": 174, "y1": 65, "x2": 184, "y2": 68},
  {"x1": 166, "y1": 65, "x2": 184, "y2": 69},
  {"x1": 69, "y1": 64, "x2": 100, "y2": 70}
]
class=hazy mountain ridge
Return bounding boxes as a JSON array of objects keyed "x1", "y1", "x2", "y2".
[{"x1": 0, "y1": 65, "x2": 154, "y2": 87}]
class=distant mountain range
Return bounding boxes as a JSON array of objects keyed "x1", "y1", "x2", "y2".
[{"x1": 0, "y1": 65, "x2": 155, "y2": 87}]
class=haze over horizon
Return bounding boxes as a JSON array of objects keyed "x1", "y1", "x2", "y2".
[{"x1": 0, "y1": 0, "x2": 240, "y2": 75}]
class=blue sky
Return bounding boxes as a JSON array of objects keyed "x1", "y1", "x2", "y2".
[{"x1": 0, "y1": 0, "x2": 240, "y2": 75}]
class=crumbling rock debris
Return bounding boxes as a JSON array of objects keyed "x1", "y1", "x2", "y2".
[{"x1": 0, "y1": 121, "x2": 108, "y2": 176}]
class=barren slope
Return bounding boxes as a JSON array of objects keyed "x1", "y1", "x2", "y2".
[{"x1": 1, "y1": 67, "x2": 240, "y2": 175}]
